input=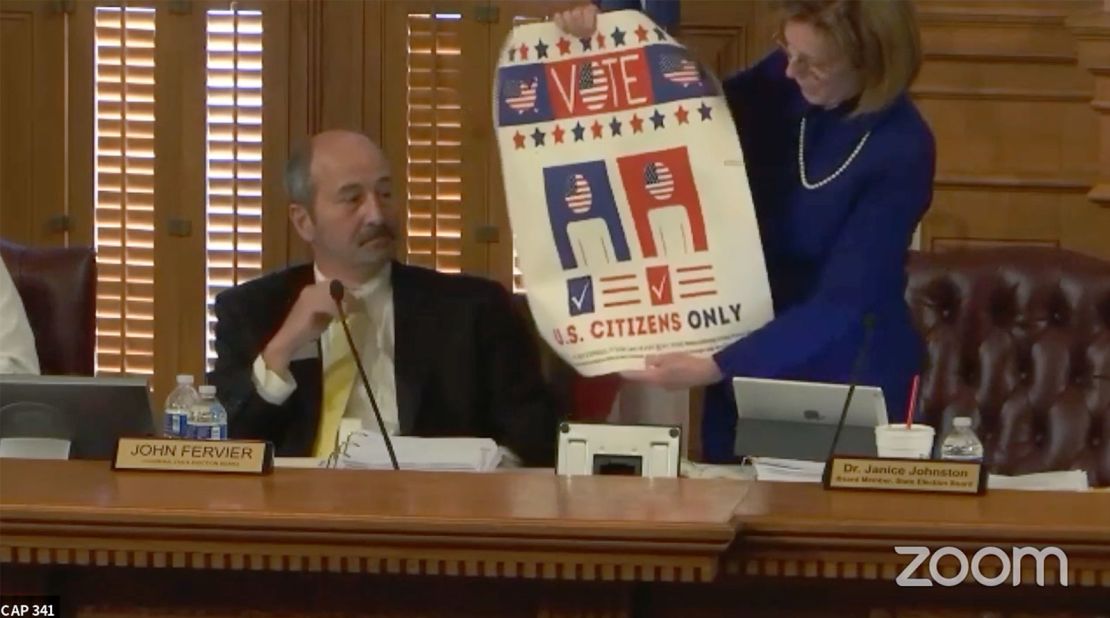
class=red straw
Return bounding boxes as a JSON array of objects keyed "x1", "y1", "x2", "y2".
[{"x1": 905, "y1": 374, "x2": 920, "y2": 428}]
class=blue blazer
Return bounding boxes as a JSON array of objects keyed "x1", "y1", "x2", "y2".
[
  {"x1": 591, "y1": 3, "x2": 935, "y2": 461},
  {"x1": 700, "y1": 52, "x2": 935, "y2": 461}
]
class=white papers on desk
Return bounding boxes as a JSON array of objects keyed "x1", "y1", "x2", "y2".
[
  {"x1": 336, "y1": 431, "x2": 502, "y2": 472},
  {"x1": 987, "y1": 470, "x2": 1089, "y2": 491},
  {"x1": 750, "y1": 457, "x2": 825, "y2": 483}
]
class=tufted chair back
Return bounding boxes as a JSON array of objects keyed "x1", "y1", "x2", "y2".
[
  {"x1": 0, "y1": 239, "x2": 97, "y2": 376},
  {"x1": 905, "y1": 248, "x2": 1110, "y2": 486}
]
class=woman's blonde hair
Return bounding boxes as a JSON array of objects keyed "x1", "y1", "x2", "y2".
[{"x1": 776, "y1": 0, "x2": 922, "y2": 115}]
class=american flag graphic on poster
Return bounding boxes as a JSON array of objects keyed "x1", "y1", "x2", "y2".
[
  {"x1": 565, "y1": 173, "x2": 593, "y2": 214},
  {"x1": 660, "y1": 52, "x2": 701, "y2": 87},
  {"x1": 504, "y1": 78, "x2": 538, "y2": 112},
  {"x1": 644, "y1": 162, "x2": 675, "y2": 201},
  {"x1": 494, "y1": 10, "x2": 773, "y2": 376},
  {"x1": 578, "y1": 61, "x2": 609, "y2": 111}
]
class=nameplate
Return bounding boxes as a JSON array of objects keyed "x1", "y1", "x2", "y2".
[
  {"x1": 822, "y1": 456, "x2": 986, "y2": 495},
  {"x1": 113, "y1": 437, "x2": 273, "y2": 474}
]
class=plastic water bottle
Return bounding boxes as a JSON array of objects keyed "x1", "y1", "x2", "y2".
[
  {"x1": 188, "y1": 385, "x2": 228, "y2": 441},
  {"x1": 209, "y1": 391, "x2": 228, "y2": 440},
  {"x1": 164, "y1": 375, "x2": 198, "y2": 438},
  {"x1": 940, "y1": 417, "x2": 984, "y2": 462}
]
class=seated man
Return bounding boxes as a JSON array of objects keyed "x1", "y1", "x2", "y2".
[
  {"x1": 0, "y1": 257, "x2": 40, "y2": 375},
  {"x1": 209, "y1": 130, "x2": 556, "y2": 465}
]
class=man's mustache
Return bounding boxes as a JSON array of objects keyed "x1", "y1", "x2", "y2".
[{"x1": 357, "y1": 225, "x2": 395, "y2": 243}]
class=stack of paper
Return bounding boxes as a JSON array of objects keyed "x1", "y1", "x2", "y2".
[
  {"x1": 987, "y1": 470, "x2": 1090, "y2": 491},
  {"x1": 336, "y1": 431, "x2": 502, "y2": 472},
  {"x1": 750, "y1": 457, "x2": 825, "y2": 483},
  {"x1": 680, "y1": 459, "x2": 754, "y2": 480}
]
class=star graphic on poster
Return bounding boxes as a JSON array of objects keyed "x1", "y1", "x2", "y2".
[
  {"x1": 650, "y1": 109, "x2": 666, "y2": 129},
  {"x1": 557, "y1": 37, "x2": 572, "y2": 56},
  {"x1": 591, "y1": 120, "x2": 604, "y2": 139},
  {"x1": 518, "y1": 43, "x2": 529, "y2": 60},
  {"x1": 609, "y1": 117, "x2": 622, "y2": 136},
  {"x1": 552, "y1": 124, "x2": 565, "y2": 144},
  {"x1": 571, "y1": 122, "x2": 586, "y2": 142},
  {"x1": 535, "y1": 39, "x2": 549, "y2": 59},
  {"x1": 513, "y1": 131, "x2": 525, "y2": 149},
  {"x1": 531, "y1": 127, "x2": 546, "y2": 147},
  {"x1": 579, "y1": 36, "x2": 592, "y2": 51},
  {"x1": 508, "y1": 46, "x2": 516, "y2": 61},
  {"x1": 698, "y1": 101, "x2": 713, "y2": 121},
  {"x1": 635, "y1": 25, "x2": 649, "y2": 42},
  {"x1": 653, "y1": 26, "x2": 667, "y2": 41},
  {"x1": 675, "y1": 105, "x2": 690, "y2": 125},
  {"x1": 629, "y1": 114, "x2": 644, "y2": 133},
  {"x1": 595, "y1": 32, "x2": 606, "y2": 49},
  {"x1": 611, "y1": 27, "x2": 626, "y2": 46}
]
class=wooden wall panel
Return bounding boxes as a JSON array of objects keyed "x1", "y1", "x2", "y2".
[
  {"x1": 149, "y1": 3, "x2": 208, "y2": 402},
  {"x1": 320, "y1": 1, "x2": 367, "y2": 134},
  {"x1": 284, "y1": 0, "x2": 383, "y2": 266},
  {"x1": 1060, "y1": 194, "x2": 1110, "y2": 260},
  {"x1": 66, "y1": 3, "x2": 94, "y2": 251},
  {"x1": 926, "y1": 189, "x2": 1066, "y2": 250},
  {"x1": 679, "y1": 1, "x2": 750, "y2": 79},
  {"x1": 678, "y1": 0, "x2": 776, "y2": 79},
  {"x1": 362, "y1": 1, "x2": 383, "y2": 147},
  {"x1": 262, "y1": 1, "x2": 293, "y2": 273},
  {"x1": 285, "y1": 0, "x2": 316, "y2": 266},
  {"x1": 0, "y1": 1, "x2": 66, "y2": 247},
  {"x1": 0, "y1": 5, "x2": 35, "y2": 243},
  {"x1": 914, "y1": 0, "x2": 1108, "y2": 259},
  {"x1": 1069, "y1": 1, "x2": 1110, "y2": 209}
]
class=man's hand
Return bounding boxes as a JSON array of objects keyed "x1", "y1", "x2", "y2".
[
  {"x1": 553, "y1": 3, "x2": 599, "y2": 39},
  {"x1": 262, "y1": 281, "x2": 340, "y2": 374},
  {"x1": 621, "y1": 353, "x2": 724, "y2": 390}
]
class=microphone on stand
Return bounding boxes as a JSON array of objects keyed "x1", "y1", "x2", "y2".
[
  {"x1": 330, "y1": 280, "x2": 400, "y2": 471},
  {"x1": 825, "y1": 313, "x2": 877, "y2": 462}
]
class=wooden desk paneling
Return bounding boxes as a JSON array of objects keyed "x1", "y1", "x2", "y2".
[
  {"x1": 0, "y1": 460, "x2": 743, "y2": 584},
  {"x1": 2, "y1": 460, "x2": 1109, "y2": 617}
]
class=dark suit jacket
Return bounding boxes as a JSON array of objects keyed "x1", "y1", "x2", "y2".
[{"x1": 207, "y1": 262, "x2": 558, "y2": 465}]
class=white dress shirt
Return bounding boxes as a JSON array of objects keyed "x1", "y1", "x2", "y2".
[
  {"x1": 0, "y1": 259, "x2": 40, "y2": 375},
  {"x1": 252, "y1": 264, "x2": 399, "y2": 438}
]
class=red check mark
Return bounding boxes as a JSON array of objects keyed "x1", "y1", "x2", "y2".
[
  {"x1": 650, "y1": 275, "x2": 668, "y2": 300},
  {"x1": 646, "y1": 266, "x2": 673, "y2": 306}
]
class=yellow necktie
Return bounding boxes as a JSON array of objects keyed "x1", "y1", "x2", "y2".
[{"x1": 313, "y1": 310, "x2": 367, "y2": 458}]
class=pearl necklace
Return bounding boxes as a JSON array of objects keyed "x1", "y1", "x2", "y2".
[{"x1": 798, "y1": 114, "x2": 871, "y2": 190}]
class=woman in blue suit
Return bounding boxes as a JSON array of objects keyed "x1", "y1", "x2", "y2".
[{"x1": 556, "y1": 1, "x2": 935, "y2": 462}]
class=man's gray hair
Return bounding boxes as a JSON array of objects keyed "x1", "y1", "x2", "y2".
[{"x1": 284, "y1": 141, "x2": 315, "y2": 208}]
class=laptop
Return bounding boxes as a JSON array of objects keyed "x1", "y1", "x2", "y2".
[
  {"x1": 732, "y1": 377, "x2": 888, "y2": 461},
  {"x1": 0, "y1": 375, "x2": 156, "y2": 459}
]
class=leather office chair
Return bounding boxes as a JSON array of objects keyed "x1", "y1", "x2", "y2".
[
  {"x1": 0, "y1": 239, "x2": 97, "y2": 376},
  {"x1": 906, "y1": 247, "x2": 1110, "y2": 486}
]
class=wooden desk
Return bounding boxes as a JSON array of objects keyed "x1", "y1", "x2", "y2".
[{"x1": 2, "y1": 460, "x2": 1109, "y2": 617}]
